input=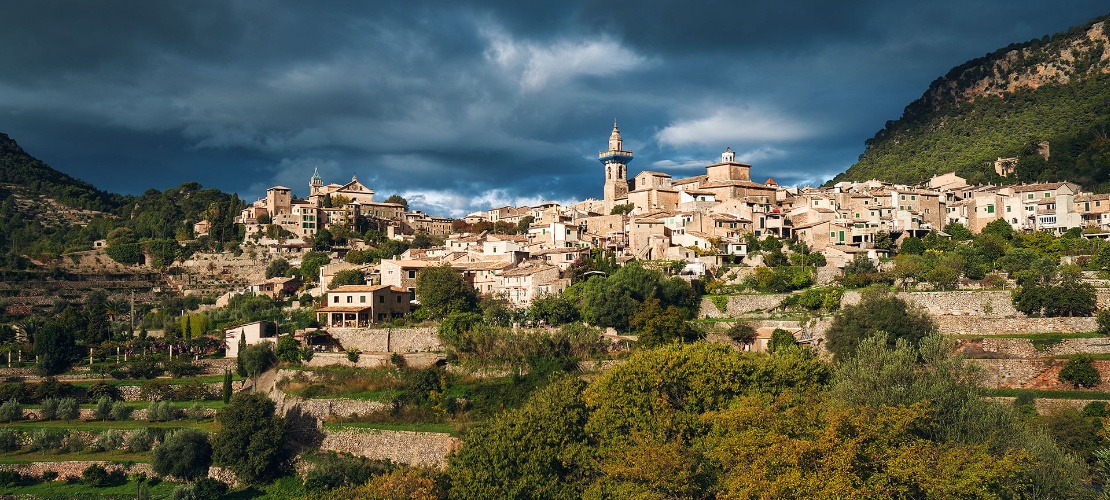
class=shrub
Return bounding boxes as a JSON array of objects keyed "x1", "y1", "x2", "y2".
[
  {"x1": 111, "y1": 402, "x2": 134, "y2": 421},
  {"x1": 29, "y1": 429, "x2": 65, "y2": 452},
  {"x1": 94, "y1": 396, "x2": 113, "y2": 420},
  {"x1": 1099, "y1": 309, "x2": 1110, "y2": 336},
  {"x1": 303, "y1": 452, "x2": 393, "y2": 491},
  {"x1": 39, "y1": 398, "x2": 59, "y2": 421},
  {"x1": 173, "y1": 381, "x2": 211, "y2": 401},
  {"x1": 1059, "y1": 354, "x2": 1102, "y2": 389},
  {"x1": 153, "y1": 429, "x2": 213, "y2": 481},
  {"x1": 147, "y1": 401, "x2": 179, "y2": 422},
  {"x1": 81, "y1": 463, "x2": 124, "y2": 487},
  {"x1": 0, "y1": 398, "x2": 22, "y2": 423},
  {"x1": 166, "y1": 360, "x2": 202, "y2": 378},
  {"x1": 126, "y1": 428, "x2": 156, "y2": 452},
  {"x1": 63, "y1": 432, "x2": 87, "y2": 453},
  {"x1": 94, "y1": 429, "x2": 124, "y2": 452},
  {"x1": 56, "y1": 398, "x2": 80, "y2": 421},
  {"x1": 33, "y1": 378, "x2": 73, "y2": 402},
  {"x1": 347, "y1": 349, "x2": 361, "y2": 363},
  {"x1": 41, "y1": 470, "x2": 58, "y2": 482},
  {"x1": 186, "y1": 403, "x2": 207, "y2": 421},
  {"x1": 84, "y1": 382, "x2": 120, "y2": 402},
  {"x1": 0, "y1": 469, "x2": 21, "y2": 488},
  {"x1": 1083, "y1": 401, "x2": 1110, "y2": 418},
  {"x1": 140, "y1": 380, "x2": 174, "y2": 401},
  {"x1": 0, "y1": 428, "x2": 20, "y2": 452},
  {"x1": 725, "y1": 322, "x2": 757, "y2": 347}
]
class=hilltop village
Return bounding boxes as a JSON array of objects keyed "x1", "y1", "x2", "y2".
[{"x1": 228, "y1": 123, "x2": 1102, "y2": 315}]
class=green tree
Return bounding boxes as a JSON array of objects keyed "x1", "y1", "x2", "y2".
[
  {"x1": 725, "y1": 321, "x2": 757, "y2": 349},
  {"x1": 328, "y1": 269, "x2": 366, "y2": 289},
  {"x1": 222, "y1": 369, "x2": 233, "y2": 404},
  {"x1": 631, "y1": 298, "x2": 702, "y2": 348},
  {"x1": 448, "y1": 376, "x2": 590, "y2": 499},
  {"x1": 944, "y1": 222, "x2": 973, "y2": 240},
  {"x1": 384, "y1": 194, "x2": 409, "y2": 211},
  {"x1": 212, "y1": 392, "x2": 288, "y2": 484},
  {"x1": 416, "y1": 265, "x2": 478, "y2": 319},
  {"x1": 265, "y1": 258, "x2": 290, "y2": 279},
  {"x1": 275, "y1": 335, "x2": 301, "y2": 363},
  {"x1": 240, "y1": 342, "x2": 276, "y2": 379},
  {"x1": 825, "y1": 288, "x2": 937, "y2": 359},
  {"x1": 299, "y1": 251, "x2": 331, "y2": 284},
  {"x1": 517, "y1": 215, "x2": 535, "y2": 233},
  {"x1": 1059, "y1": 354, "x2": 1101, "y2": 389},
  {"x1": 34, "y1": 322, "x2": 76, "y2": 376},
  {"x1": 312, "y1": 228, "x2": 335, "y2": 251},
  {"x1": 768, "y1": 328, "x2": 796, "y2": 353},
  {"x1": 898, "y1": 236, "x2": 925, "y2": 255},
  {"x1": 152, "y1": 429, "x2": 212, "y2": 481},
  {"x1": 610, "y1": 203, "x2": 634, "y2": 215}
]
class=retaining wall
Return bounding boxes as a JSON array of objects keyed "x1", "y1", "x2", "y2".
[
  {"x1": 326, "y1": 327, "x2": 440, "y2": 353},
  {"x1": 319, "y1": 429, "x2": 460, "y2": 469},
  {"x1": 698, "y1": 294, "x2": 790, "y2": 318}
]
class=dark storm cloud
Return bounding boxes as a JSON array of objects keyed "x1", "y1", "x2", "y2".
[{"x1": 1, "y1": 1, "x2": 1108, "y2": 216}]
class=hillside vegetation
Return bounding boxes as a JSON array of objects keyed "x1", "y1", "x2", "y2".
[{"x1": 834, "y1": 13, "x2": 1110, "y2": 189}]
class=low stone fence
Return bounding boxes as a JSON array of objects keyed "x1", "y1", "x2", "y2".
[
  {"x1": 274, "y1": 391, "x2": 390, "y2": 422},
  {"x1": 326, "y1": 327, "x2": 440, "y2": 353},
  {"x1": 934, "y1": 316, "x2": 1097, "y2": 336},
  {"x1": 19, "y1": 406, "x2": 216, "y2": 421},
  {"x1": 698, "y1": 294, "x2": 791, "y2": 318},
  {"x1": 964, "y1": 337, "x2": 1110, "y2": 359},
  {"x1": 973, "y1": 358, "x2": 1110, "y2": 391},
  {"x1": 303, "y1": 352, "x2": 443, "y2": 370},
  {"x1": 319, "y1": 429, "x2": 460, "y2": 469},
  {"x1": 841, "y1": 290, "x2": 1022, "y2": 317},
  {"x1": 0, "y1": 462, "x2": 238, "y2": 485}
]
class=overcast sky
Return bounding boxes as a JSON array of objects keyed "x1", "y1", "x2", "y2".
[{"x1": 2, "y1": 2, "x2": 1108, "y2": 217}]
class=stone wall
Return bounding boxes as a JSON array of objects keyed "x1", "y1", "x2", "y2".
[
  {"x1": 698, "y1": 294, "x2": 790, "y2": 318},
  {"x1": 933, "y1": 316, "x2": 1097, "y2": 335},
  {"x1": 326, "y1": 327, "x2": 440, "y2": 353},
  {"x1": 964, "y1": 337, "x2": 1110, "y2": 359},
  {"x1": 300, "y1": 352, "x2": 442, "y2": 370},
  {"x1": 319, "y1": 429, "x2": 460, "y2": 469},
  {"x1": 0, "y1": 462, "x2": 237, "y2": 485},
  {"x1": 840, "y1": 290, "x2": 1021, "y2": 317}
]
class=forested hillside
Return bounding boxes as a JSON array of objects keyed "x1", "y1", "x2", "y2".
[
  {"x1": 834, "y1": 13, "x2": 1110, "y2": 189},
  {"x1": 0, "y1": 133, "x2": 244, "y2": 264}
]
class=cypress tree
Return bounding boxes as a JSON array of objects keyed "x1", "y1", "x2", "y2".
[{"x1": 222, "y1": 369, "x2": 233, "y2": 404}]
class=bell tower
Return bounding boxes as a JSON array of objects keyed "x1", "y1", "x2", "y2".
[{"x1": 599, "y1": 122, "x2": 632, "y2": 214}]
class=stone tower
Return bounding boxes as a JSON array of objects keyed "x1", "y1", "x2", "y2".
[
  {"x1": 309, "y1": 167, "x2": 324, "y2": 196},
  {"x1": 599, "y1": 122, "x2": 633, "y2": 214}
]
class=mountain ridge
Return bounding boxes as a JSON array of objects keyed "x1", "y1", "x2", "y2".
[{"x1": 834, "y1": 13, "x2": 1110, "y2": 189}]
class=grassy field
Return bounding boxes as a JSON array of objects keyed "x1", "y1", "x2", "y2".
[
  {"x1": 0, "y1": 419, "x2": 215, "y2": 433},
  {"x1": 0, "y1": 479, "x2": 180, "y2": 499}
]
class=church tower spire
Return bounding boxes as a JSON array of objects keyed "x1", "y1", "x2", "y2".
[
  {"x1": 310, "y1": 167, "x2": 323, "y2": 196},
  {"x1": 599, "y1": 122, "x2": 633, "y2": 214}
]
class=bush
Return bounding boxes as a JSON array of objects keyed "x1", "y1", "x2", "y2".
[
  {"x1": 347, "y1": 349, "x2": 361, "y2": 363},
  {"x1": 0, "y1": 428, "x2": 21, "y2": 452},
  {"x1": 81, "y1": 463, "x2": 124, "y2": 487},
  {"x1": 148, "y1": 401, "x2": 180, "y2": 422},
  {"x1": 63, "y1": 432, "x2": 87, "y2": 453},
  {"x1": 1082, "y1": 401, "x2": 1109, "y2": 418},
  {"x1": 94, "y1": 396, "x2": 113, "y2": 420},
  {"x1": 41, "y1": 470, "x2": 58, "y2": 482},
  {"x1": 39, "y1": 398, "x2": 59, "y2": 421},
  {"x1": 0, "y1": 469, "x2": 21, "y2": 488},
  {"x1": 140, "y1": 380, "x2": 174, "y2": 401},
  {"x1": 186, "y1": 403, "x2": 207, "y2": 421},
  {"x1": 0, "y1": 398, "x2": 22, "y2": 423},
  {"x1": 173, "y1": 381, "x2": 211, "y2": 401},
  {"x1": 172, "y1": 478, "x2": 228, "y2": 500},
  {"x1": 166, "y1": 360, "x2": 202, "y2": 378},
  {"x1": 94, "y1": 430, "x2": 124, "y2": 452},
  {"x1": 153, "y1": 429, "x2": 213, "y2": 481},
  {"x1": 303, "y1": 452, "x2": 393, "y2": 491},
  {"x1": 56, "y1": 398, "x2": 80, "y2": 421},
  {"x1": 1099, "y1": 309, "x2": 1110, "y2": 336},
  {"x1": 1059, "y1": 354, "x2": 1102, "y2": 389},
  {"x1": 126, "y1": 428, "x2": 157, "y2": 452},
  {"x1": 33, "y1": 378, "x2": 73, "y2": 402},
  {"x1": 29, "y1": 429, "x2": 65, "y2": 452},
  {"x1": 111, "y1": 401, "x2": 134, "y2": 421}
]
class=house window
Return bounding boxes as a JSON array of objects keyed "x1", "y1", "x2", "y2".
[
  {"x1": 360, "y1": 296, "x2": 366, "y2": 303},
  {"x1": 900, "y1": 195, "x2": 906, "y2": 200},
  {"x1": 346, "y1": 296, "x2": 353, "y2": 303},
  {"x1": 1028, "y1": 194, "x2": 1034, "y2": 199},
  {"x1": 407, "y1": 270, "x2": 416, "y2": 279},
  {"x1": 911, "y1": 195, "x2": 916, "y2": 201},
  {"x1": 1044, "y1": 192, "x2": 1050, "y2": 198},
  {"x1": 986, "y1": 205, "x2": 995, "y2": 213},
  {"x1": 379, "y1": 296, "x2": 385, "y2": 303},
  {"x1": 1007, "y1": 206, "x2": 1012, "y2": 212},
  {"x1": 332, "y1": 295, "x2": 339, "y2": 303}
]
